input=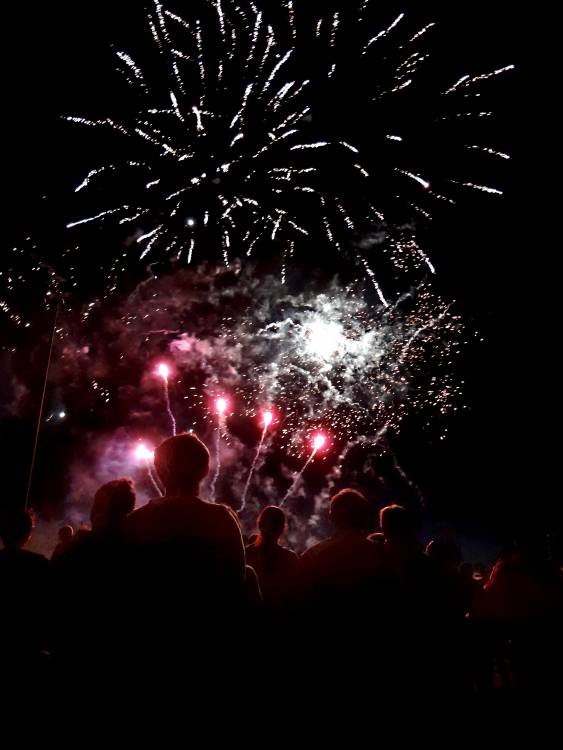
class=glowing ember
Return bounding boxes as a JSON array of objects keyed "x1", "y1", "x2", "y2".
[
  {"x1": 216, "y1": 397, "x2": 228, "y2": 416},
  {"x1": 134, "y1": 443, "x2": 154, "y2": 461},
  {"x1": 312, "y1": 433, "x2": 327, "y2": 451},
  {"x1": 262, "y1": 410, "x2": 274, "y2": 428},
  {"x1": 305, "y1": 319, "x2": 347, "y2": 361},
  {"x1": 157, "y1": 363, "x2": 169, "y2": 380}
]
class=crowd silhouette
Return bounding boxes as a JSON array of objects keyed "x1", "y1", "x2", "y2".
[{"x1": 1, "y1": 432, "x2": 562, "y2": 696}]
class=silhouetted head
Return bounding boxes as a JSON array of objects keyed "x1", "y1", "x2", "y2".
[
  {"x1": 330, "y1": 489, "x2": 369, "y2": 532},
  {"x1": 258, "y1": 505, "x2": 286, "y2": 544},
  {"x1": 91, "y1": 478, "x2": 136, "y2": 532},
  {"x1": 58, "y1": 525, "x2": 74, "y2": 543},
  {"x1": 154, "y1": 432, "x2": 210, "y2": 495},
  {"x1": 380, "y1": 504, "x2": 419, "y2": 545},
  {"x1": 0, "y1": 509, "x2": 33, "y2": 549},
  {"x1": 426, "y1": 539, "x2": 461, "y2": 573}
]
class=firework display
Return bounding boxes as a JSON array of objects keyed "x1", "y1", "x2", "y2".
[
  {"x1": 60, "y1": 0, "x2": 511, "y2": 306},
  {"x1": 0, "y1": 1, "x2": 513, "y2": 547},
  {"x1": 18, "y1": 263, "x2": 462, "y2": 534}
]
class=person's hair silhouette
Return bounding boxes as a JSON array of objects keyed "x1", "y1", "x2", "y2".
[
  {"x1": 257, "y1": 505, "x2": 286, "y2": 544},
  {"x1": 91, "y1": 478, "x2": 136, "y2": 532},
  {"x1": 330, "y1": 489, "x2": 369, "y2": 532},
  {"x1": 154, "y1": 432, "x2": 210, "y2": 494},
  {"x1": 0, "y1": 509, "x2": 34, "y2": 549}
]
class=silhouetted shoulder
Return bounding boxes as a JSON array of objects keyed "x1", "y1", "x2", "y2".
[
  {"x1": 211, "y1": 501, "x2": 241, "y2": 529},
  {"x1": 122, "y1": 498, "x2": 162, "y2": 540},
  {"x1": 0, "y1": 548, "x2": 49, "y2": 572},
  {"x1": 301, "y1": 538, "x2": 333, "y2": 561},
  {"x1": 281, "y1": 546, "x2": 299, "y2": 562}
]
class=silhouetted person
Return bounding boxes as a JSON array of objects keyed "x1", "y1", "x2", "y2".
[
  {"x1": 459, "y1": 562, "x2": 482, "y2": 613},
  {"x1": 0, "y1": 509, "x2": 50, "y2": 666},
  {"x1": 243, "y1": 563, "x2": 262, "y2": 610},
  {"x1": 302, "y1": 491, "x2": 379, "y2": 618},
  {"x1": 369, "y1": 504, "x2": 439, "y2": 693},
  {"x1": 51, "y1": 524, "x2": 74, "y2": 561},
  {"x1": 301, "y1": 489, "x2": 379, "y2": 596},
  {"x1": 424, "y1": 539, "x2": 474, "y2": 692},
  {"x1": 246, "y1": 506, "x2": 299, "y2": 614},
  {"x1": 477, "y1": 550, "x2": 563, "y2": 692},
  {"x1": 372, "y1": 504, "x2": 426, "y2": 580},
  {"x1": 299, "y1": 490, "x2": 381, "y2": 693},
  {"x1": 52, "y1": 479, "x2": 137, "y2": 668},
  {"x1": 124, "y1": 433, "x2": 246, "y2": 673},
  {"x1": 55, "y1": 479, "x2": 136, "y2": 569},
  {"x1": 425, "y1": 539, "x2": 466, "y2": 621}
]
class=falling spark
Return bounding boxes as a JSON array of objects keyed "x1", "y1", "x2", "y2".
[
  {"x1": 396, "y1": 169, "x2": 431, "y2": 189},
  {"x1": 363, "y1": 13, "x2": 405, "y2": 55},
  {"x1": 465, "y1": 145, "x2": 510, "y2": 159},
  {"x1": 451, "y1": 180, "x2": 503, "y2": 195}
]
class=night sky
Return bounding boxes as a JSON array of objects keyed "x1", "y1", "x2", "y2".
[{"x1": 2, "y1": 2, "x2": 555, "y2": 554}]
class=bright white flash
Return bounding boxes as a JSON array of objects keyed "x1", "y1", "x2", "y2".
[{"x1": 305, "y1": 319, "x2": 347, "y2": 361}]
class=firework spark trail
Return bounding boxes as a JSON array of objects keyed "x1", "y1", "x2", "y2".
[
  {"x1": 116, "y1": 50, "x2": 149, "y2": 92},
  {"x1": 210, "y1": 418, "x2": 223, "y2": 502},
  {"x1": 285, "y1": 0, "x2": 296, "y2": 39},
  {"x1": 363, "y1": 12, "x2": 404, "y2": 55},
  {"x1": 451, "y1": 180, "x2": 503, "y2": 195},
  {"x1": 465, "y1": 145, "x2": 510, "y2": 160},
  {"x1": 146, "y1": 460, "x2": 164, "y2": 496},
  {"x1": 163, "y1": 378, "x2": 177, "y2": 435},
  {"x1": 156, "y1": 363, "x2": 177, "y2": 434},
  {"x1": 66, "y1": 207, "x2": 129, "y2": 228},
  {"x1": 240, "y1": 420, "x2": 270, "y2": 513},
  {"x1": 280, "y1": 434, "x2": 326, "y2": 506},
  {"x1": 396, "y1": 169, "x2": 431, "y2": 190},
  {"x1": 135, "y1": 444, "x2": 163, "y2": 496},
  {"x1": 245, "y1": 9, "x2": 263, "y2": 72},
  {"x1": 306, "y1": 422, "x2": 391, "y2": 531},
  {"x1": 444, "y1": 64, "x2": 515, "y2": 94},
  {"x1": 388, "y1": 447, "x2": 425, "y2": 505},
  {"x1": 279, "y1": 448, "x2": 318, "y2": 507},
  {"x1": 209, "y1": 398, "x2": 228, "y2": 501},
  {"x1": 409, "y1": 22, "x2": 436, "y2": 43}
]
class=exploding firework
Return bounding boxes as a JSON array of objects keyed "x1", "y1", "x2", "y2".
[
  {"x1": 62, "y1": 0, "x2": 513, "y2": 304},
  {"x1": 45, "y1": 264, "x2": 463, "y2": 496}
]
